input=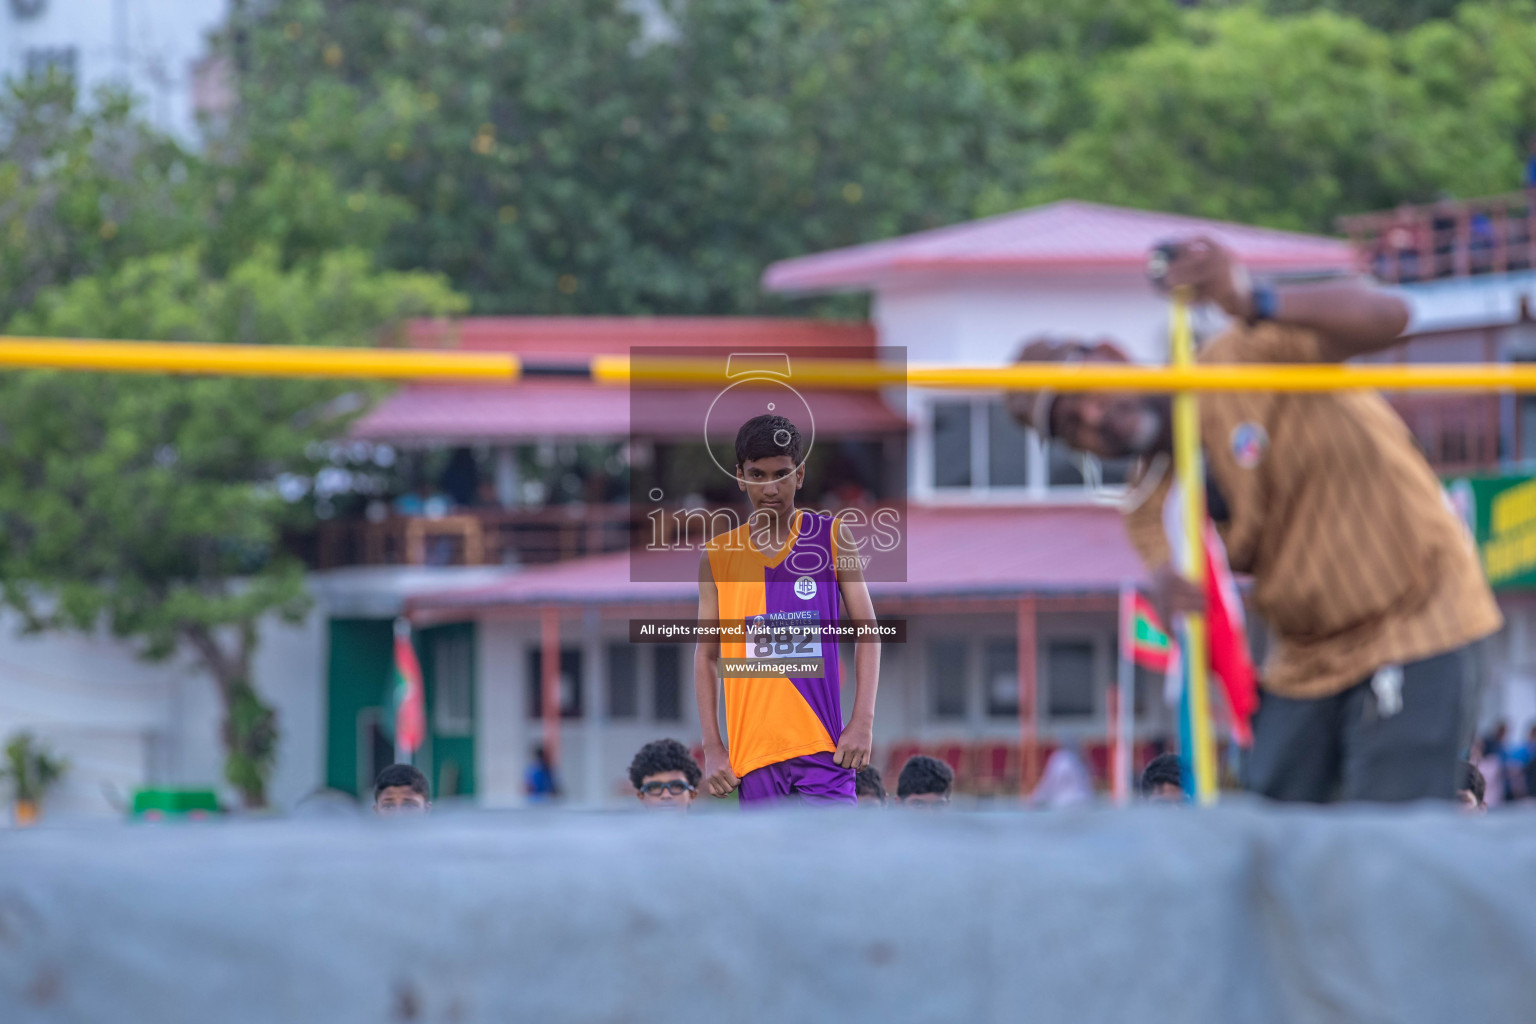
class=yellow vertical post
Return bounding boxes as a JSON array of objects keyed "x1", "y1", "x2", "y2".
[{"x1": 1170, "y1": 293, "x2": 1219, "y2": 805}]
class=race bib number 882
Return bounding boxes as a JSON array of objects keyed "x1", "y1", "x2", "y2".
[{"x1": 745, "y1": 614, "x2": 823, "y2": 660}]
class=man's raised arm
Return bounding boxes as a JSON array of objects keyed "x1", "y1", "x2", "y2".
[{"x1": 1163, "y1": 237, "x2": 1410, "y2": 361}]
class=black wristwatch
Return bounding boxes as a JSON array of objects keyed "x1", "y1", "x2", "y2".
[{"x1": 1246, "y1": 285, "x2": 1279, "y2": 326}]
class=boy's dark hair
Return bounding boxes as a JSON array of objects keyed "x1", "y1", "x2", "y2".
[
  {"x1": 896, "y1": 755, "x2": 953, "y2": 798},
  {"x1": 627, "y1": 738, "x2": 702, "y2": 791},
  {"x1": 734, "y1": 415, "x2": 803, "y2": 471},
  {"x1": 1459, "y1": 759, "x2": 1486, "y2": 805},
  {"x1": 373, "y1": 763, "x2": 430, "y2": 802},
  {"x1": 1140, "y1": 753, "x2": 1183, "y2": 796},
  {"x1": 855, "y1": 765, "x2": 886, "y2": 801}
]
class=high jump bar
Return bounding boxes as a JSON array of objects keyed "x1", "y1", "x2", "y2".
[{"x1": 3, "y1": 337, "x2": 1536, "y2": 392}]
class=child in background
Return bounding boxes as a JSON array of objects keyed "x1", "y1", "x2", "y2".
[
  {"x1": 855, "y1": 765, "x2": 887, "y2": 807},
  {"x1": 373, "y1": 764, "x2": 431, "y2": 816},
  {"x1": 628, "y1": 739, "x2": 701, "y2": 812},
  {"x1": 896, "y1": 755, "x2": 952, "y2": 808}
]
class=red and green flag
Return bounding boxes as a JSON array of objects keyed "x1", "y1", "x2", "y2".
[
  {"x1": 391, "y1": 618, "x2": 426, "y2": 760},
  {"x1": 1127, "y1": 592, "x2": 1175, "y2": 672}
]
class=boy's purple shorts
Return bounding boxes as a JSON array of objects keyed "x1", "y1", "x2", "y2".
[{"x1": 738, "y1": 751, "x2": 856, "y2": 807}]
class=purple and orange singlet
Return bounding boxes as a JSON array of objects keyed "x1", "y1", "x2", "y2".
[{"x1": 707, "y1": 510, "x2": 845, "y2": 779}]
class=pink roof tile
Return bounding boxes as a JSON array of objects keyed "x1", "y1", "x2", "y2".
[
  {"x1": 763, "y1": 200, "x2": 1355, "y2": 293},
  {"x1": 405, "y1": 317, "x2": 875, "y2": 356},
  {"x1": 350, "y1": 381, "x2": 905, "y2": 443}
]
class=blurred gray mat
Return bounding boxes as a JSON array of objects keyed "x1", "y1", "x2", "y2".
[{"x1": 3, "y1": 801, "x2": 1534, "y2": 1023}]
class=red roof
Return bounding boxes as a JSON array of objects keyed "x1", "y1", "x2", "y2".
[
  {"x1": 763, "y1": 200, "x2": 1355, "y2": 293},
  {"x1": 405, "y1": 317, "x2": 874, "y2": 357},
  {"x1": 405, "y1": 504, "x2": 1145, "y2": 615},
  {"x1": 350, "y1": 381, "x2": 905, "y2": 443}
]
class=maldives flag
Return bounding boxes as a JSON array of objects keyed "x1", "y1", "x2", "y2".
[
  {"x1": 391, "y1": 618, "x2": 426, "y2": 757},
  {"x1": 1127, "y1": 592, "x2": 1175, "y2": 672},
  {"x1": 1201, "y1": 524, "x2": 1258, "y2": 747}
]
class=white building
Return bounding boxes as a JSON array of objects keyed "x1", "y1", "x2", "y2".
[{"x1": 0, "y1": 0, "x2": 231, "y2": 140}]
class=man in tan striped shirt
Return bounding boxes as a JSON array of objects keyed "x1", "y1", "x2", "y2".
[{"x1": 1009, "y1": 238, "x2": 1502, "y2": 803}]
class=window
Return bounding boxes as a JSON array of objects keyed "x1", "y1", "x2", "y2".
[
  {"x1": 1047, "y1": 439, "x2": 1085, "y2": 487},
  {"x1": 653, "y1": 645, "x2": 682, "y2": 721},
  {"x1": 1100, "y1": 455, "x2": 1134, "y2": 486},
  {"x1": 983, "y1": 639, "x2": 1019, "y2": 717},
  {"x1": 1046, "y1": 640, "x2": 1095, "y2": 718},
  {"x1": 932, "y1": 401, "x2": 972, "y2": 488},
  {"x1": 930, "y1": 398, "x2": 1123, "y2": 494},
  {"x1": 986, "y1": 401, "x2": 1031, "y2": 487},
  {"x1": 607, "y1": 644, "x2": 638, "y2": 719},
  {"x1": 432, "y1": 631, "x2": 474, "y2": 736},
  {"x1": 24, "y1": 47, "x2": 77, "y2": 83},
  {"x1": 527, "y1": 647, "x2": 583, "y2": 718},
  {"x1": 928, "y1": 639, "x2": 967, "y2": 719}
]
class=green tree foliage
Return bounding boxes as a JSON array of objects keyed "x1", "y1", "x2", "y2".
[
  {"x1": 227, "y1": 0, "x2": 1026, "y2": 314},
  {"x1": 0, "y1": 76, "x2": 465, "y2": 805},
  {"x1": 0, "y1": 247, "x2": 462, "y2": 804},
  {"x1": 960, "y1": 0, "x2": 1178, "y2": 167},
  {"x1": 0, "y1": 76, "x2": 204, "y2": 327},
  {"x1": 1024, "y1": 4, "x2": 1532, "y2": 232},
  {"x1": 1399, "y1": 1, "x2": 1536, "y2": 163},
  {"x1": 1255, "y1": 0, "x2": 1466, "y2": 32}
]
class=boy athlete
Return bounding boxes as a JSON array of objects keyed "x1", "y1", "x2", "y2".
[{"x1": 695, "y1": 414, "x2": 879, "y2": 806}]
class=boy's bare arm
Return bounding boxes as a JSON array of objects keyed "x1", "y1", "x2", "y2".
[
  {"x1": 695, "y1": 551, "x2": 738, "y2": 796},
  {"x1": 834, "y1": 518, "x2": 878, "y2": 771}
]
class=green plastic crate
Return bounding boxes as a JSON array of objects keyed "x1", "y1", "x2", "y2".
[{"x1": 131, "y1": 788, "x2": 221, "y2": 820}]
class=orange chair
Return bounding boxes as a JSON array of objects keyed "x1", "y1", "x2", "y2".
[
  {"x1": 885, "y1": 741, "x2": 923, "y2": 784},
  {"x1": 968, "y1": 742, "x2": 1019, "y2": 797},
  {"x1": 1084, "y1": 742, "x2": 1111, "y2": 790}
]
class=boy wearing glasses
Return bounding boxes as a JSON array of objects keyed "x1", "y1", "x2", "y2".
[{"x1": 629, "y1": 739, "x2": 701, "y2": 811}]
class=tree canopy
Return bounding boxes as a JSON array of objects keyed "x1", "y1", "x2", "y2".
[
  {"x1": 0, "y1": 80, "x2": 463, "y2": 804},
  {"x1": 1019, "y1": 2, "x2": 1536, "y2": 232},
  {"x1": 226, "y1": 0, "x2": 1029, "y2": 315}
]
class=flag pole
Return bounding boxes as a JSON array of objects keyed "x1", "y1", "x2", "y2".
[
  {"x1": 1170, "y1": 292, "x2": 1218, "y2": 804},
  {"x1": 1114, "y1": 582, "x2": 1134, "y2": 805}
]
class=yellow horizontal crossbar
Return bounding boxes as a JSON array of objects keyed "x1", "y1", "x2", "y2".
[
  {"x1": 0, "y1": 338, "x2": 519, "y2": 380},
  {"x1": 6, "y1": 337, "x2": 1536, "y2": 392},
  {"x1": 611, "y1": 357, "x2": 1536, "y2": 393}
]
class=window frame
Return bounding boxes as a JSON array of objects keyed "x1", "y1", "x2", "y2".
[
  {"x1": 1043, "y1": 634, "x2": 1101, "y2": 721},
  {"x1": 922, "y1": 395, "x2": 1123, "y2": 501}
]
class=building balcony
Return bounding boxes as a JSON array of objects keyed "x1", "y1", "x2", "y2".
[
  {"x1": 1340, "y1": 191, "x2": 1536, "y2": 285},
  {"x1": 1388, "y1": 394, "x2": 1503, "y2": 475},
  {"x1": 309, "y1": 504, "x2": 644, "y2": 570}
]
